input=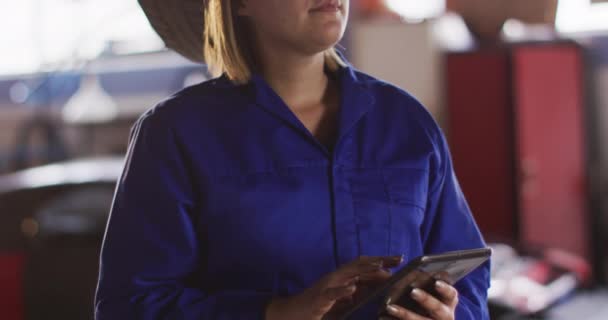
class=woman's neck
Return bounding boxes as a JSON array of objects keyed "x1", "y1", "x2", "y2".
[{"x1": 257, "y1": 49, "x2": 331, "y2": 111}]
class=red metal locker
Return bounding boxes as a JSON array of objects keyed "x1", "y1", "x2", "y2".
[
  {"x1": 446, "y1": 49, "x2": 517, "y2": 243},
  {"x1": 0, "y1": 253, "x2": 25, "y2": 320},
  {"x1": 446, "y1": 41, "x2": 592, "y2": 264},
  {"x1": 513, "y1": 45, "x2": 590, "y2": 262}
]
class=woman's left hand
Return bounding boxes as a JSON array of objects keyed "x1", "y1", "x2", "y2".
[{"x1": 384, "y1": 281, "x2": 458, "y2": 320}]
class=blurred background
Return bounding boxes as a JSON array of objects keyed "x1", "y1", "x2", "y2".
[{"x1": 1, "y1": 0, "x2": 608, "y2": 319}]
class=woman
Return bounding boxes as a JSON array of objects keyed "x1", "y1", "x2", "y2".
[{"x1": 95, "y1": 0, "x2": 490, "y2": 319}]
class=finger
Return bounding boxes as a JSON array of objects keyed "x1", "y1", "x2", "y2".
[
  {"x1": 382, "y1": 255, "x2": 405, "y2": 268},
  {"x1": 313, "y1": 283, "x2": 357, "y2": 315},
  {"x1": 435, "y1": 281, "x2": 459, "y2": 307},
  {"x1": 352, "y1": 255, "x2": 403, "y2": 269},
  {"x1": 321, "y1": 282, "x2": 357, "y2": 302},
  {"x1": 373, "y1": 255, "x2": 404, "y2": 269},
  {"x1": 330, "y1": 261, "x2": 384, "y2": 285},
  {"x1": 354, "y1": 255, "x2": 387, "y2": 264},
  {"x1": 350, "y1": 255, "x2": 403, "y2": 274},
  {"x1": 331, "y1": 255, "x2": 403, "y2": 286},
  {"x1": 358, "y1": 268, "x2": 393, "y2": 282},
  {"x1": 385, "y1": 304, "x2": 432, "y2": 320},
  {"x1": 331, "y1": 296, "x2": 355, "y2": 313},
  {"x1": 346, "y1": 256, "x2": 384, "y2": 271},
  {"x1": 330, "y1": 266, "x2": 381, "y2": 286},
  {"x1": 410, "y1": 288, "x2": 453, "y2": 319},
  {"x1": 385, "y1": 270, "x2": 423, "y2": 304}
]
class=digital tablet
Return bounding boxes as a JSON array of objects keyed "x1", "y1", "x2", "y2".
[{"x1": 339, "y1": 248, "x2": 492, "y2": 320}]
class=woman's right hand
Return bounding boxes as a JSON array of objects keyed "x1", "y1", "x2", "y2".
[{"x1": 265, "y1": 255, "x2": 404, "y2": 320}]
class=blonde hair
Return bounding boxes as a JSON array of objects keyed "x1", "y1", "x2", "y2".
[{"x1": 203, "y1": 0, "x2": 347, "y2": 84}]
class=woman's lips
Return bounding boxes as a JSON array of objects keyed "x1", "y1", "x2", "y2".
[{"x1": 310, "y1": 3, "x2": 342, "y2": 13}]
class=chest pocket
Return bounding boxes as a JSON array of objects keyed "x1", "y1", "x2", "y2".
[{"x1": 348, "y1": 168, "x2": 428, "y2": 258}]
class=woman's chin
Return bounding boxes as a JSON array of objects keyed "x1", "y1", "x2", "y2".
[{"x1": 306, "y1": 33, "x2": 343, "y2": 52}]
